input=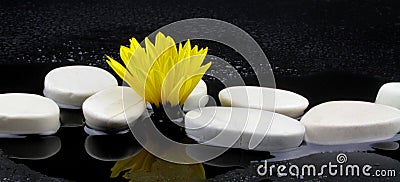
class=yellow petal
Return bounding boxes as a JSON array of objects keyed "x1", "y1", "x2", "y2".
[
  {"x1": 180, "y1": 75, "x2": 203, "y2": 104},
  {"x1": 120, "y1": 46, "x2": 132, "y2": 66},
  {"x1": 145, "y1": 37, "x2": 157, "y2": 62},
  {"x1": 129, "y1": 38, "x2": 140, "y2": 51},
  {"x1": 106, "y1": 32, "x2": 212, "y2": 107},
  {"x1": 106, "y1": 56, "x2": 126, "y2": 80}
]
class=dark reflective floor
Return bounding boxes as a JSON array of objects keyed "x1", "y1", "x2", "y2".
[
  {"x1": 0, "y1": 0, "x2": 399, "y2": 180},
  {"x1": 0, "y1": 64, "x2": 398, "y2": 181}
]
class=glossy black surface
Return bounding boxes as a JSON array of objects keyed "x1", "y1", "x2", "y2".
[
  {"x1": 0, "y1": 0, "x2": 399, "y2": 81},
  {"x1": 0, "y1": 64, "x2": 399, "y2": 181},
  {"x1": 0, "y1": 0, "x2": 399, "y2": 181}
]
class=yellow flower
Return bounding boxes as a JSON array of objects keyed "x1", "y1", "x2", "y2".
[
  {"x1": 110, "y1": 149, "x2": 206, "y2": 181},
  {"x1": 106, "y1": 32, "x2": 211, "y2": 108}
]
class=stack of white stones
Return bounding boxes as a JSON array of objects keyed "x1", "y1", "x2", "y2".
[
  {"x1": 0, "y1": 65, "x2": 212, "y2": 135},
  {"x1": 2, "y1": 63, "x2": 400, "y2": 152},
  {"x1": 43, "y1": 65, "x2": 118, "y2": 109},
  {"x1": 186, "y1": 82, "x2": 400, "y2": 150},
  {"x1": 0, "y1": 65, "x2": 144, "y2": 135},
  {"x1": 42, "y1": 65, "x2": 149, "y2": 132},
  {"x1": 186, "y1": 86, "x2": 309, "y2": 151}
]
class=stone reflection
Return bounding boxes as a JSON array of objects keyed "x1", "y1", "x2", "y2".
[
  {"x1": 111, "y1": 149, "x2": 206, "y2": 181},
  {"x1": 85, "y1": 134, "x2": 142, "y2": 161},
  {"x1": 0, "y1": 136, "x2": 61, "y2": 160},
  {"x1": 370, "y1": 141, "x2": 400, "y2": 151}
]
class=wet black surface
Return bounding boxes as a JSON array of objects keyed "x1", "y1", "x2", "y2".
[
  {"x1": 0, "y1": 151, "x2": 69, "y2": 182},
  {"x1": 0, "y1": 63, "x2": 399, "y2": 181},
  {"x1": 0, "y1": 0, "x2": 399, "y2": 80},
  {"x1": 1, "y1": 0, "x2": 400, "y2": 181},
  {"x1": 209, "y1": 152, "x2": 400, "y2": 181}
]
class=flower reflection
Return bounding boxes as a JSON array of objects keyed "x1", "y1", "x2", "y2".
[{"x1": 111, "y1": 149, "x2": 206, "y2": 181}]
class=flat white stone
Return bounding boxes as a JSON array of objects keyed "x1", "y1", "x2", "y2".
[
  {"x1": 83, "y1": 86, "x2": 145, "y2": 131},
  {"x1": 44, "y1": 65, "x2": 118, "y2": 108},
  {"x1": 185, "y1": 107, "x2": 305, "y2": 151},
  {"x1": 184, "y1": 80, "x2": 208, "y2": 111},
  {"x1": 0, "y1": 93, "x2": 60, "y2": 135},
  {"x1": 219, "y1": 86, "x2": 309, "y2": 118},
  {"x1": 300, "y1": 101, "x2": 400, "y2": 145},
  {"x1": 375, "y1": 82, "x2": 400, "y2": 109}
]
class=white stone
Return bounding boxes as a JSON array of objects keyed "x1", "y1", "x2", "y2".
[
  {"x1": 185, "y1": 107, "x2": 305, "y2": 151},
  {"x1": 300, "y1": 101, "x2": 400, "y2": 145},
  {"x1": 0, "y1": 93, "x2": 60, "y2": 135},
  {"x1": 375, "y1": 82, "x2": 400, "y2": 109},
  {"x1": 44, "y1": 65, "x2": 118, "y2": 109},
  {"x1": 183, "y1": 80, "x2": 208, "y2": 111},
  {"x1": 83, "y1": 86, "x2": 145, "y2": 131},
  {"x1": 219, "y1": 86, "x2": 309, "y2": 118}
]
